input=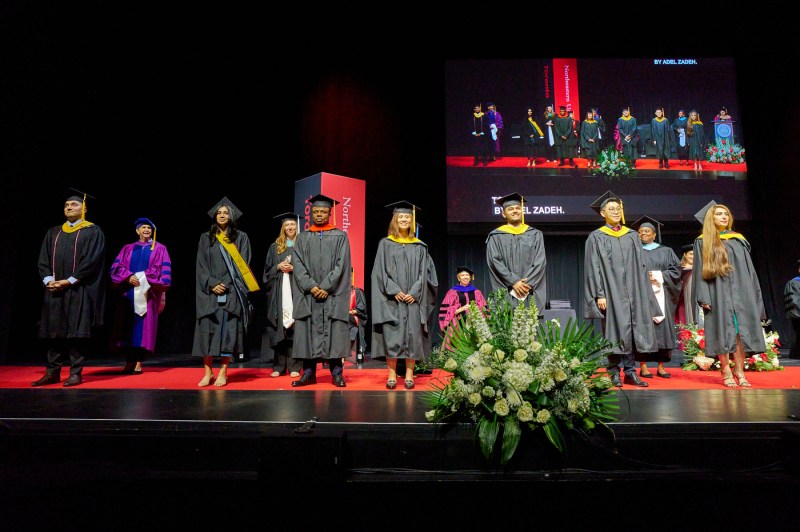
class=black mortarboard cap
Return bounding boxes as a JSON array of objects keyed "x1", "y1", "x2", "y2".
[
  {"x1": 273, "y1": 211, "x2": 301, "y2": 224},
  {"x1": 207, "y1": 196, "x2": 243, "y2": 220},
  {"x1": 681, "y1": 244, "x2": 694, "y2": 253},
  {"x1": 65, "y1": 187, "x2": 95, "y2": 203},
  {"x1": 64, "y1": 188, "x2": 95, "y2": 221},
  {"x1": 494, "y1": 192, "x2": 525, "y2": 209},
  {"x1": 589, "y1": 190, "x2": 622, "y2": 214},
  {"x1": 456, "y1": 266, "x2": 474, "y2": 276},
  {"x1": 306, "y1": 194, "x2": 338, "y2": 208},
  {"x1": 384, "y1": 200, "x2": 420, "y2": 214},
  {"x1": 693, "y1": 200, "x2": 718, "y2": 225},
  {"x1": 486, "y1": 101, "x2": 495, "y2": 107},
  {"x1": 622, "y1": 106, "x2": 630, "y2": 112},
  {"x1": 632, "y1": 215, "x2": 663, "y2": 243},
  {"x1": 589, "y1": 190, "x2": 625, "y2": 224},
  {"x1": 558, "y1": 105, "x2": 567, "y2": 111}
]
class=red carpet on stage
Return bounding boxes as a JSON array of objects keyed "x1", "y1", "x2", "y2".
[
  {"x1": 0, "y1": 365, "x2": 452, "y2": 391},
  {"x1": 1, "y1": 365, "x2": 797, "y2": 391},
  {"x1": 445, "y1": 155, "x2": 747, "y2": 172}
]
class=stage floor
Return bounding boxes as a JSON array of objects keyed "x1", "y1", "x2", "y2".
[{"x1": 2, "y1": 356, "x2": 800, "y2": 527}]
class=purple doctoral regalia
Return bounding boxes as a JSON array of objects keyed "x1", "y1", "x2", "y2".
[{"x1": 109, "y1": 241, "x2": 172, "y2": 352}]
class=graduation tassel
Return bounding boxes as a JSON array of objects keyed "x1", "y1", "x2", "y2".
[
  {"x1": 81, "y1": 192, "x2": 87, "y2": 221},
  {"x1": 413, "y1": 206, "x2": 417, "y2": 238},
  {"x1": 521, "y1": 196, "x2": 525, "y2": 225},
  {"x1": 151, "y1": 226, "x2": 157, "y2": 250},
  {"x1": 620, "y1": 199, "x2": 625, "y2": 225}
]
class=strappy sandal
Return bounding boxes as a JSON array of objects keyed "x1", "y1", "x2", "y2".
[
  {"x1": 720, "y1": 368, "x2": 737, "y2": 388},
  {"x1": 386, "y1": 379, "x2": 396, "y2": 390},
  {"x1": 404, "y1": 379, "x2": 415, "y2": 389},
  {"x1": 733, "y1": 370, "x2": 751, "y2": 388}
]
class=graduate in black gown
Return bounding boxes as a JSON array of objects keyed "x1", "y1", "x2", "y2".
[
  {"x1": 290, "y1": 194, "x2": 351, "y2": 388},
  {"x1": 371, "y1": 201, "x2": 438, "y2": 390},
  {"x1": 692, "y1": 201, "x2": 766, "y2": 387},
  {"x1": 583, "y1": 191, "x2": 661, "y2": 388},
  {"x1": 261, "y1": 212, "x2": 303, "y2": 378},
  {"x1": 672, "y1": 109, "x2": 689, "y2": 165},
  {"x1": 193, "y1": 197, "x2": 258, "y2": 387},
  {"x1": 617, "y1": 106, "x2": 638, "y2": 161},
  {"x1": 650, "y1": 107, "x2": 673, "y2": 168},
  {"x1": 33, "y1": 190, "x2": 107, "y2": 387},
  {"x1": 486, "y1": 192, "x2": 547, "y2": 313},
  {"x1": 632, "y1": 216, "x2": 681, "y2": 379}
]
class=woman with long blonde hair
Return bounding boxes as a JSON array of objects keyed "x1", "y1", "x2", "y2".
[
  {"x1": 261, "y1": 213, "x2": 302, "y2": 378},
  {"x1": 691, "y1": 203, "x2": 766, "y2": 387}
]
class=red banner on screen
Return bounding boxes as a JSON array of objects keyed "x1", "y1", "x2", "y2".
[{"x1": 552, "y1": 58, "x2": 579, "y2": 117}]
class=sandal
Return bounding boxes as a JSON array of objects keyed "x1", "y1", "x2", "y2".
[
  {"x1": 733, "y1": 370, "x2": 751, "y2": 387},
  {"x1": 386, "y1": 379, "x2": 396, "y2": 390},
  {"x1": 271, "y1": 371, "x2": 281, "y2": 378},
  {"x1": 404, "y1": 379, "x2": 415, "y2": 389},
  {"x1": 720, "y1": 368, "x2": 737, "y2": 388}
]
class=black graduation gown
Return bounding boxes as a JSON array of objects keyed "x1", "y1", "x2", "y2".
[
  {"x1": 291, "y1": 228, "x2": 351, "y2": 360},
  {"x1": 641, "y1": 244, "x2": 681, "y2": 350},
  {"x1": 486, "y1": 225, "x2": 547, "y2": 313},
  {"x1": 261, "y1": 242, "x2": 295, "y2": 357},
  {"x1": 583, "y1": 228, "x2": 659, "y2": 355},
  {"x1": 370, "y1": 238, "x2": 438, "y2": 361},
  {"x1": 692, "y1": 235, "x2": 767, "y2": 356},
  {"x1": 38, "y1": 223, "x2": 107, "y2": 339},
  {"x1": 192, "y1": 231, "x2": 252, "y2": 357}
]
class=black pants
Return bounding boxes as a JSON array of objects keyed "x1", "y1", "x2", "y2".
[
  {"x1": 302, "y1": 358, "x2": 343, "y2": 376},
  {"x1": 46, "y1": 338, "x2": 88, "y2": 376}
]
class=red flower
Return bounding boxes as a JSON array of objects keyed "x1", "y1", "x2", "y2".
[
  {"x1": 749, "y1": 356, "x2": 758, "y2": 364},
  {"x1": 678, "y1": 329, "x2": 693, "y2": 341},
  {"x1": 761, "y1": 353, "x2": 768, "y2": 361},
  {"x1": 697, "y1": 329, "x2": 705, "y2": 337},
  {"x1": 698, "y1": 339, "x2": 705, "y2": 349},
  {"x1": 775, "y1": 339, "x2": 781, "y2": 347}
]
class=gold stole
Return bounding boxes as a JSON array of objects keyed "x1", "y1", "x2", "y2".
[
  {"x1": 61, "y1": 220, "x2": 94, "y2": 233},
  {"x1": 387, "y1": 235, "x2": 421, "y2": 244},
  {"x1": 598, "y1": 226, "x2": 631, "y2": 238},
  {"x1": 495, "y1": 224, "x2": 529, "y2": 235},
  {"x1": 216, "y1": 232, "x2": 260, "y2": 292}
]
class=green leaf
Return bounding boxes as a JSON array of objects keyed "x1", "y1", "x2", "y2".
[
  {"x1": 477, "y1": 416, "x2": 499, "y2": 461},
  {"x1": 542, "y1": 418, "x2": 566, "y2": 454},
  {"x1": 500, "y1": 418, "x2": 521, "y2": 465}
]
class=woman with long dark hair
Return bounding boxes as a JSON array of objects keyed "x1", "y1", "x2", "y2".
[{"x1": 193, "y1": 197, "x2": 258, "y2": 387}]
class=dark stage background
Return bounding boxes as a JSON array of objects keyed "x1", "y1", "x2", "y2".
[{"x1": 1, "y1": 6, "x2": 797, "y2": 364}]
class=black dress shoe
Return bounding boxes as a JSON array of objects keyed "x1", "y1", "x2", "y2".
[
  {"x1": 609, "y1": 372, "x2": 622, "y2": 387},
  {"x1": 291, "y1": 374, "x2": 316, "y2": 387},
  {"x1": 657, "y1": 370, "x2": 672, "y2": 378},
  {"x1": 31, "y1": 373, "x2": 60, "y2": 387},
  {"x1": 63, "y1": 374, "x2": 82, "y2": 387},
  {"x1": 639, "y1": 370, "x2": 654, "y2": 378},
  {"x1": 332, "y1": 375, "x2": 346, "y2": 388},
  {"x1": 624, "y1": 372, "x2": 649, "y2": 387}
]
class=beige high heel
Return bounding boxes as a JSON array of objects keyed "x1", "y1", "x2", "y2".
[
  {"x1": 733, "y1": 369, "x2": 751, "y2": 387},
  {"x1": 720, "y1": 367, "x2": 737, "y2": 388}
]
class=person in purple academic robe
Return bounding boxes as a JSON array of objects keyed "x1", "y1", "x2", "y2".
[{"x1": 109, "y1": 217, "x2": 172, "y2": 374}]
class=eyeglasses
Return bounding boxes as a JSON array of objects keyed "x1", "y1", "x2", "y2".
[{"x1": 604, "y1": 207, "x2": 622, "y2": 213}]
